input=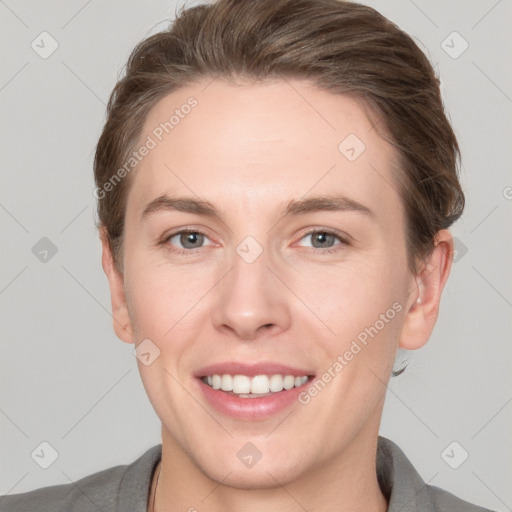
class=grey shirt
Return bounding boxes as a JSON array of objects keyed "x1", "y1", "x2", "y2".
[{"x1": 0, "y1": 436, "x2": 494, "y2": 511}]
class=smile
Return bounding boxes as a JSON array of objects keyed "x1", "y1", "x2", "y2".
[
  {"x1": 201, "y1": 374, "x2": 310, "y2": 397},
  {"x1": 194, "y1": 361, "x2": 315, "y2": 419}
]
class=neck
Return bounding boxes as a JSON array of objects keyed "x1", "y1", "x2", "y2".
[{"x1": 152, "y1": 425, "x2": 388, "y2": 512}]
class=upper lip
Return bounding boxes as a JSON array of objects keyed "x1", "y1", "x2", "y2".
[{"x1": 195, "y1": 361, "x2": 315, "y2": 378}]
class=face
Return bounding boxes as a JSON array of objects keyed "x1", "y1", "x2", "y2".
[{"x1": 103, "y1": 77, "x2": 451, "y2": 488}]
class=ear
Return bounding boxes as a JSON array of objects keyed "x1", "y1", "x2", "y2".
[
  {"x1": 399, "y1": 229, "x2": 454, "y2": 350},
  {"x1": 100, "y1": 227, "x2": 134, "y2": 344}
]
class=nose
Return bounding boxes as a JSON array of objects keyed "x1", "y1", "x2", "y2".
[{"x1": 211, "y1": 246, "x2": 292, "y2": 341}]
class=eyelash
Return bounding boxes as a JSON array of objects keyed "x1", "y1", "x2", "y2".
[{"x1": 160, "y1": 228, "x2": 349, "y2": 257}]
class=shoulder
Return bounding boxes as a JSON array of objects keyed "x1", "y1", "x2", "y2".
[
  {"x1": 424, "y1": 483, "x2": 496, "y2": 512},
  {"x1": 0, "y1": 444, "x2": 162, "y2": 512},
  {"x1": 377, "y1": 436, "x2": 496, "y2": 512},
  {"x1": 0, "y1": 465, "x2": 126, "y2": 512}
]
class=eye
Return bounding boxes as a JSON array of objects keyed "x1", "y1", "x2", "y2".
[
  {"x1": 163, "y1": 229, "x2": 213, "y2": 255},
  {"x1": 297, "y1": 229, "x2": 349, "y2": 253},
  {"x1": 160, "y1": 228, "x2": 349, "y2": 257}
]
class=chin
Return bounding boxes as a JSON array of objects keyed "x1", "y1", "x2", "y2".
[{"x1": 201, "y1": 459, "x2": 304, "y2": 491}]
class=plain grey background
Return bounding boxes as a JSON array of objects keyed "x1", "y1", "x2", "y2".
[{"x1": 1, "y1": 0, "x2": 510, "y2": 510}]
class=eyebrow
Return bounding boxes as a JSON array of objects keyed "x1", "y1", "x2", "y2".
[{"x1": 141, "y1": 193, "x2": 375, "y2": 221}]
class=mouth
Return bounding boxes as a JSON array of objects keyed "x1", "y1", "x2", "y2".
[
  {"x1": 200, "y1": 373, "x2": 312, "y2": 398},
  {"x1": 194, "y1": 362, "x2": 316, "y2": 420}
]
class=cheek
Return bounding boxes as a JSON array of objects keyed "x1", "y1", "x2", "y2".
[
  {"x1": 305, "y1": 259, "x2": 407, "y2": 368},
  {"x1": 123, "y1": 258, "x2": 215, "y2": 342}
]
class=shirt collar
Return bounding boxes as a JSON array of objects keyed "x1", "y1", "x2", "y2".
[{"x1": 377, "y1": 435, "x2": 435, "y2": 511}]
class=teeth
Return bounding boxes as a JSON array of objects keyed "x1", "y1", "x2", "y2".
[
  {"x1": 221, "y1": 374, "x2": 233, "y2": 392},
  {"x1": 251, "y1": 375, "x2": 269, "y2": 394},
  {"x1": 233, "y1": 375, "x2": 251, "y2": 394},
  {"x1": 212, "y1": 375, "x2": 221, "y2": 390},
  {"x1": 283, "y1": 375, "x2": 295, "y2": 390},
  {"x1": 202, "y1": 374, "x2": 309, "y2": 395},
  {"x1": 269, "y1": 374, "x2": 284, "y2": 392}
]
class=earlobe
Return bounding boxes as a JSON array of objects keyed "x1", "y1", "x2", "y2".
[
  {"x1": 399, "y1": 229, "x2": 454, "y2": 350},
  {"x1": 100, "y1": 228, "x2": 134, "y2": 344}
]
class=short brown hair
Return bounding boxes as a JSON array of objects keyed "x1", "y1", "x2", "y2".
[{"x1": 94, "y1": 0, "x2": 464, "y2": 275}]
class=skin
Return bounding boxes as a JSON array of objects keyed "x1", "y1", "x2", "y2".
[{"x1": 101, "y1": 77, "x2": 453, "y2": 512}]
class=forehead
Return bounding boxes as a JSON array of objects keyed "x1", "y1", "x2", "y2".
[{"x1": 126, "y1": 77, "x2": 403, "y2": 224}]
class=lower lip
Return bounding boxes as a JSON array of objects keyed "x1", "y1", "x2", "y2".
[{"x1": 197, "y1": 378, "x2": 312, "y2": 421}]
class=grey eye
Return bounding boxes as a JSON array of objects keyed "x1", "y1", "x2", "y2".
[{"x1": 168, "y1": 231, "x2": 208, "y2": 249}]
